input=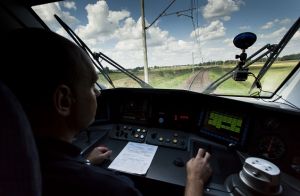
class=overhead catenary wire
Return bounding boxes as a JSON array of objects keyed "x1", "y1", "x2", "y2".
[
  {"x1": 144, "y1": 0, "x2": 202, "y2": 65},
  {"x1": 159, "y1": 0, "x2": 202, "y2": 63},
  {"x1": 161, "y1": 8, "x2": 195, "y2": 17},
  {"x1": 190, "y1": 0, "x2": 202, "y2": 63},
  {"x1": 145, "y1": 0, "x2": 176, "y2": 29}
]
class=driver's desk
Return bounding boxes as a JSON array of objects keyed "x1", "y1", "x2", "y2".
[{"x1": 75, "y1": 124, "x2": 241, "y2": 196}]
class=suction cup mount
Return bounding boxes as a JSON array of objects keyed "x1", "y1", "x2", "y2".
[
  {"x1": 233, "y1": 32, "x2": 257, "y2": 50},
  {"x1": 232, "y1": 32, "x2": 257, "y2": 81}
]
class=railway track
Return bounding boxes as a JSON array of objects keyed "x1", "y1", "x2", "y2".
[{"x1": 184, "y1": 69, "x2": 210, "y2": 93}]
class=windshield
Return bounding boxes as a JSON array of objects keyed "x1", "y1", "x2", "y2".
[{"x1": 32, "y1": 0, "x2": 300, "y2": 97}]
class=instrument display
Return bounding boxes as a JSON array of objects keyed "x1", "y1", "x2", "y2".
[
  {"x1": 207, "y1": 111, "x2": 242, "y2": 133},
  {"x1": 200, "y1": 110, "x2": 247, "y2": 145},
  {"x1": 258, "y1": 135, "x2": 286, "y2": 160}
]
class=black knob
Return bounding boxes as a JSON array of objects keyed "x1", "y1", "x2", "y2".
[{"x1": 151, "y1": 133, "x2": 157, "y2": 139}]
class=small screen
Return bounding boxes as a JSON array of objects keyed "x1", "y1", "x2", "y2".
[
  {"x1": 201, "y1": 111, "x2": 244, "y2": 144},
  {"x1": 120, "y1": 99, "x2": 148, "y2": 123}
]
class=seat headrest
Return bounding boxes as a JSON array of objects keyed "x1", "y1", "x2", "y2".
[{"x1": 0, "y1": 81, "x2": 41, "y2": 196}]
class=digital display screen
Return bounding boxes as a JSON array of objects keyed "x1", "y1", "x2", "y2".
[
  {"x1": 120, "y1": 99, "x2": 148, "y2": 123},
  {"x1": 207, "y1": 111, "x2": 242, "y2": 133},
  {"x1": 201, "y1": 110, "x2": 244, "y2": 144}
]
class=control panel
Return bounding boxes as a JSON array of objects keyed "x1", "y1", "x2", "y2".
[
  {"x1": 146, "y1": 129, "x2": 188, "y2": 150},
  {"x1": 109, "y1": 124, "x2": 149, "y2": 143},
  {"x1": 98, "y1": 88, "x2": 300, "y2": 180},
  {"x1": 109, "y1": 124, "x2": 188, "y2": 150}
]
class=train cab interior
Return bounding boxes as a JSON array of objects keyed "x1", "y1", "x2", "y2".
[{"x1": 0, "y1": 0, "x2": 300, "y2": 195}]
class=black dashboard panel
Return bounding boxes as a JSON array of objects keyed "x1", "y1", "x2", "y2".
[
  {"x1": 71, "y1": 87, "x2": 300, "y2": 195},
  {"x1": 94, "y1": 88, "x2": 300, "y2": 181},
  {"x1": 96, "y1": 88, "x2": 254, "y2": 148}
]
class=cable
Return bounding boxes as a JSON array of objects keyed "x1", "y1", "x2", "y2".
[
  {"x1": 162, "y1": 8, "x2": 194, "y2": 17},
  {"x1": 248, "y1": 72, "x2": 262, "y2": 90},
  {"x1": 188, "y1": 0, "x2": 201, "y2": 62},
  {"x1": 236, "y1": 150, "x2": 247, "y2": 164},
  {"x1": 146, "y1": 0, "x2": 176, "y2": 29},
  {"x1": 255, "y1": 90, "x2": 300, "y2": 110},
  {"x1": 247, "y1": 72, "x2": 300, "y2": 110}
]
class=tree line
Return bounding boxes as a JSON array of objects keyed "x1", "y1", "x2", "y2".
[{"x1": 102, "y1": 53, "x2": 299, "y2": 73}]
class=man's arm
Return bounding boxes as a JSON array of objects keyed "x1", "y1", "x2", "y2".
[
  {"x1": 185, "y1": 148, "x2": 212, "y2": 196},
  {"x1": 87, "y1": 146, "x2": 112, "y2": 165}
]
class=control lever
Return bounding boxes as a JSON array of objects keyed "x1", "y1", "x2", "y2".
[
  {"x1": 173, "y1": 157, "x2": 185, "y2": 167},
  {"x1": 191, "y1": 140, "x2": 211, "y2": 157},
  {"x1": 227, "y1": 143, "x2": 247, "y2": 164},
  {"x1": 86, "y1": 128, "x2": 91, "y2": 144}
]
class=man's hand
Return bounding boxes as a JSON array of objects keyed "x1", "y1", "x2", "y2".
[
  {"x1": 185, "y1": 148, "x2": 212, "y2": 196},
  {"x1": 87, "y1": 146, "x2": 112, "y2": 165}
]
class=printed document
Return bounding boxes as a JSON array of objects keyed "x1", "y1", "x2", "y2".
[{"x1": 108, "y1": 142, "x2": 158, "y2": 175}]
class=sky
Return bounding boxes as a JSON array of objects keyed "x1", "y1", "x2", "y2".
[{"x1": 33, "y1": 0, "x2": 300, "y2": 69}]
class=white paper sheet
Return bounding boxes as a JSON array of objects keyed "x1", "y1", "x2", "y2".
[{"x1": 108, "y1": 142, "x2": 158, "y2": 175}]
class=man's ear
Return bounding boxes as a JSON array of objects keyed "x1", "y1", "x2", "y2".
[{"x1": 53, "y1": 85, "x2": 74, "y2": 116}]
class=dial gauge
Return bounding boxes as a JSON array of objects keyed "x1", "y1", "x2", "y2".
[{"x1": 258, "y1": 135, "x2": 286, "y2": 160}]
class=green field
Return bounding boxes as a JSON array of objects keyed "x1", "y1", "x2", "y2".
[
  {"x1": 207, "y1": 60, "x2": 298, "y2": 95},
  {"x1": 98, "y1": 60, "x2": 298, "y2": 96},
  {"x1": 98, "y1": 65, "x2": 202, "y2": 89}
]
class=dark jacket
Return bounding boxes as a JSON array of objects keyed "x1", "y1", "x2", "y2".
[{"x1": 36, "y1": 138, "x2": 142, "y2": 196}]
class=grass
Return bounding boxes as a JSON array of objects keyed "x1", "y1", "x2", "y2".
[
  {"x1": 97, "y1": 60, "x2": 298, "y2": 96},
  {"x1": 148, "y1": 67, "x2": 200, "y2": 88},
  {"x1": 98, "y1": 66, "x2": 201, "y2": 89},
  {"x1": 208, "y1": 60, "x2": 297, "y2": 95}
]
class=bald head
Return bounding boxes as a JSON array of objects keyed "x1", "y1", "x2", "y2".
[{"x1": 0, "y1": 28, "x2": 89, "y2": 112}]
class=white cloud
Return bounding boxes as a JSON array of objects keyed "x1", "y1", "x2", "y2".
[
  {"x1": 32, "y1": 3, "x2": 60, "y2": 23},
  {"x1": 63, "y1": 1, "x2": 76, "y2": 10},
  {"x1": 191, "y1": 20, "x2": 226, "y2": 41},
  {"x1": 74, "y1": 3, "x2": 194, "y2": 67},
  {"x1": 222, "y1": 16, "x2": 231, "y2": 21},
  {"x1": 103, "y1": 38, "x2": 198, "y2": 68},
  {"x1": 261, "y1": 21, "x2": 274, "y2": 30},
  {"x1": 293, "y1": 30, "x2": 300, "y2": 40},
  {"x1": 32, "y1": 1, "x2": 248, "y2": 68},
  {"x1": 259, "y1": 27, "x2": 287, "y2": 40},
  {"x1": 239, "y1": 25, "x2": 250, "y2": 30},
  {"x1": 261, "y1": 18, "x2": 292, "y2": 30},
  {"x1": 147, "y1": 24, "x2": 172, "y2": 47},
  {"x1": 111, "y1": 17, "x2": 199, "y2": 67},
  {"x1": 64, "y1": 0, "x2": 195, "y2": 68},
  {"x1": 280, "y1": 30, "x2": 300, "y2": 56},
  {"x1": 32, "y1": 2, "x2": 79, "y2": 30},
  {"x1": 75, "y1": 1, "x2": 130, "y2": 42},
  {"x1": 223, "y1": 38, "x2": 234, "y2": 47},
  {"x1": 114, "y1": 17, "x2": 141, "y2": 41},
  {"x1": 202, "y1": 0, "x2": 243, "y2": 21},
  {"x1": 279, "y1": 18, "x2": 292, "y2": 25}
]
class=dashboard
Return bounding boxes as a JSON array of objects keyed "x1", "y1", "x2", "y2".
[
  {"x1": 94, "y1": 88, "x2": 300, "y2": 178},
  {"x1": 74, "y1": 87, "x2": 300, "y2": 195},
  {"x1": 1, "y1": 0, "x2": 299, "y2": 195}
]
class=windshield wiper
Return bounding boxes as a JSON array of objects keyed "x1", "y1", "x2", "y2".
[
  {"x1": 54, "y1": 14, "x2": 152, "y2": 89},
  {"x1": 203, "y1": 17, "x2": 300, "y2": 95},
  {"x1": 249, "y1": 17, "x2": 300, "y2": 93},
  {"x1": 93, "y1": 52, "x2": 152, "y2": 88},
  {"x1": 54, "y1": 14, "x2": 114, "y2": 88},
  {"x1": 203, "y1": 44, "x2": 275, "y2": 94}
]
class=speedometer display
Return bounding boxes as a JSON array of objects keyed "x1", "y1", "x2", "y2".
[
  {"x1": 258, "y1": 135, "x2": 286, "y2": 160},
  {"x1": 200, "y1": 110, "x2": 246, "y2": 145}
]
